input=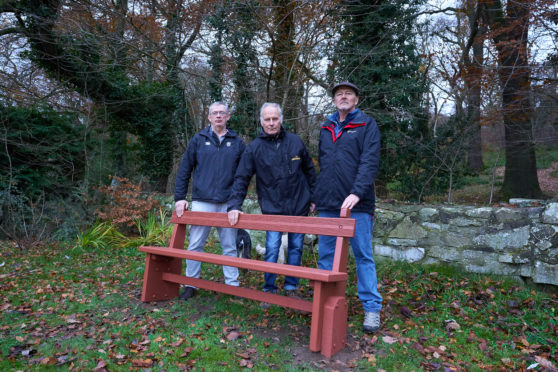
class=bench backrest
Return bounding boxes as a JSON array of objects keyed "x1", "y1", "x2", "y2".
[{"x1": 168, "y1": 209, "x2": 355, "y2": 274}]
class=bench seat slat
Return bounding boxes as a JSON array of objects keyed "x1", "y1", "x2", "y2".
[
  {"x1": 170, "y1": 211, "x2": 355, "y2": 237},
  {"x1": 162, "y1": 274, "x2": 313, "y2": 312},
  {"x1": 140, "y1": 246, "x2": 347, "y2": 282}
]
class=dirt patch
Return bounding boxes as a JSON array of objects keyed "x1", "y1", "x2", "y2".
[
  {"x1": 538, "y1": 162, "x2": 558, "y2": 194},
  {"x1": 248, "y1": 318, "x2": 369, "y2": 371}
]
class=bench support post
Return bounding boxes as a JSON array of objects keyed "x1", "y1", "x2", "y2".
[
  {"x1": 141, "y1": 254, "x2": 181, "y2": 302},
  {"x1": 321, "y1": 295, "x2": 348, "y2": 357},
  {"x1": 141, "y1": 224, "x2": 186, "y2": 302}
]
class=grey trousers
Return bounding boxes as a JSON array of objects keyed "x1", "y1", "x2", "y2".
[{"x1": 185, "y1": 201, "x2": 239, "y2": 286}]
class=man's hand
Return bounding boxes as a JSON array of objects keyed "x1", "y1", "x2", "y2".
[
  {"x1": 228, "y1": 210, "x2": 243, "y2": 226},
  {"x1": 341, "y1": 194, "x2": 360, "y2": 210},
  {"x1": 175, "y1": 200, "x2": 188, "y2": 217}
]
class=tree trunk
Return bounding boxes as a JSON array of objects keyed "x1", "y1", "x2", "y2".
[
  {"x1": 481, "y1": 0, "x2": 542, "y2": 198},
  {"x1": 464, "y1": 24, "x2": 483, "y2": 173},
  {"x1": 272, "y1": 0, "x2": 303, "y2": 131}
]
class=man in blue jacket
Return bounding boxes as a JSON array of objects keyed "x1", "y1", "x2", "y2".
[
  {"x1": 227, "y1": 103, "x2": 316, "y2": 297},
  {"x1": 174, "y1": 101, "x2": 246, "y2": 300},
  {"x1": 313, "y1": 82, "x2": 383, "y2": 333}
]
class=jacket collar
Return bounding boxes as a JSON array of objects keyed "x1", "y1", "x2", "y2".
[
  {"x1": 258, "y1": 125, "x2": 286, "y2": 141},
  {"x1": 327, "y1": 108, "x2": 361, "y2": 126},
  {"x1": 200, "y1": 126, "x2": 237, "y2": 139}
]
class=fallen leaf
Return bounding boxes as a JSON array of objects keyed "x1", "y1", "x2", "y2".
[
  {"x1": 382, "y1": 336, "x2": 398, "y2": 344},
  {"x1": 535, "y1": 356, "x2": 557, "y2": 371},
  {"x1": 180, "y1": 346, "x2": 194, "y2": 357},
  {"x1": 445, "y1": 321, "x2": 460, "y2": 332},
  {"x1": 227, "y1": 331, "x2": 240, "y2": 341},
  {"x1": 171, "y1": 339, "x2": 184, "y2": 347},
  {"x1": 131, "y1": 358, "x2": 154, "y2": 368},
  {"x1": 400, "y1": 306, "x2": 413, "y2": 318},
  {"x1": 92, "y1": 360, "x2": 107, "y2": 371},
  {"x1": 239, "y1": 359, "x2": 249, "y2": 367}
]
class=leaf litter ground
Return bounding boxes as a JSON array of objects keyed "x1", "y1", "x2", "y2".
[{"x1": 1, "y1": 240, "x2": 557, "y2": 371}]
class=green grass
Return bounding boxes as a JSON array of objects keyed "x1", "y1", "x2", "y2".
[{"x1": 1, "y1": 239, "x2": 556, "y2": 371}]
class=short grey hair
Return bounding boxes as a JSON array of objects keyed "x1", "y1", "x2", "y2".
[
  {"x1": 260, "y1": 102, "x2": 283, "y2": 123},
  {"x1": 209, "y1": 101, "x2": 229, "y2": 114}
]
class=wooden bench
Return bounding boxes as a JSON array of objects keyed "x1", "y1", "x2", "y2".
[{"x1": 139, "y1": 209, "x2": 355, "y2": 357}]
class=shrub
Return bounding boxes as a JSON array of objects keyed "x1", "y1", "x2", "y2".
[{"x1": 94, "y1": 176, "x2": 160, "y2": 228}]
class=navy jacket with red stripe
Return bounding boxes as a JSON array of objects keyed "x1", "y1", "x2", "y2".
[{"x1": 313, "y1": 109, "x2": 380, "y2": 215}]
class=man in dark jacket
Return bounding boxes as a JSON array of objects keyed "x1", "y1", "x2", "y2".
[
  {"x1": 313, "y1": 82, "x2": 383, "y2": 333},
  {"x1": 174, "y1": 101, "x2": 246, "y2": 300},
  {"x1": 228, "y1": 102, "x2": 316, "y2": 296}
]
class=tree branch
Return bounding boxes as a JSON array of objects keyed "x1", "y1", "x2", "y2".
[{"x1": 0, "y1": 26, "x2": 21, "y2": 36}]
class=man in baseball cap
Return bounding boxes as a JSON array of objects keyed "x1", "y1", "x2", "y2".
[{"x1": 314, "y1": 81, "x2": 383, "y2": 333}]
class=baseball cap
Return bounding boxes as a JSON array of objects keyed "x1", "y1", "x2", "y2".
[{"x1": 331, "y1": 81, "x2": 360, "y2": 96}]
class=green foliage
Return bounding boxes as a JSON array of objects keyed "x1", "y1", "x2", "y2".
[
  {"x1": 21, "y1": 0, "x2": 184, "y2": 191},
  {"x1": 122, "y1": 82, "x2": 181, "y2": 184},
  {"x1": 331, "y1": 0, "x2": 460, "y2": 200},
  {"x1": 535, "y1": 145, "x2": 558, "y2": 169},
  {"x1": 123, "y1": 209, "x2": 173, "y2": 248},
  {"x1": 74, "y1": 221, "x2": 126, "y2": 251},
  {"x1": 209, "y1": 0, "x2": 260, "y2": 137},
  {"x1": 0, "y1": 104, "x2": 88, "y2": 198}
]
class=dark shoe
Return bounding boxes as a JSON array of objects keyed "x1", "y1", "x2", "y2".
[
  {"x1": 285, "y1": 290, "x2": 309, "y2": 314},
  {"x1": 179, "y1": 287, "x2": 196, "y2": 301},
  {"x1": 285, "y1": 289, "x2": 302, "y2": 300},
  {"x1": 362, "y1": 311, "x2": 380, "y2": 333},
  {"x1": 260, "y1": 289, "x2": 276, "y2": 309}
]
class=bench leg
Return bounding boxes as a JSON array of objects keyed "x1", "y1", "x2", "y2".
[
  {"x1": 321, "y1": 295, "x2": 348, "y2": 358},
  {"x1": 309, "y1": 282, "x2": 348, "y2": 357},
  {"x1": 141, "y1": 253, "x2": 182, "y2": 302},
  {"x1": 309, "y1": 282, "x2": 325, "y2": 352}
]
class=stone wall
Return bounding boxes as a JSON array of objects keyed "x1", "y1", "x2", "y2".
[
  {"x1": 373, "y1": 202, "x2": 558, "y2": 286},
  {"x1": 207, "y1": 198, "x2": 558, "y2": 286}
]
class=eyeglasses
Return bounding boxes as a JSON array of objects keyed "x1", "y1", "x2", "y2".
[{"x1": 210, "y1": 111, "x2": 228, "y2": 116}]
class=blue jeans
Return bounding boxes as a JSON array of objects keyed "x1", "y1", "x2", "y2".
[
  {"x1": 264, "y1": 231, "x2": 304, "y2": 292},
  {"x1": 318, "y1": 211, "x2": 382, "y2": 313}
]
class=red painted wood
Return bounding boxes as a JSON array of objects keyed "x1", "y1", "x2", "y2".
[
  {"x1": 321, "y1": 296, "x2": 348, "y2": 357},
  {"x1": 309, "y1": 281, "x2": 325, "y2": 352},
  {"x1": 139, "y1": 209, "x2": 356, "y2": 357},
  {"x1": 141, "y1": 254, "x2": 181, "y2": 302},
  {"x1": 140, "y1": 246, "x2": 347, "y2": 282},
  {"x1": 169, "y1": 223, "x2": 186, "y2": 249},
  {"x1": 162, "y1": 273, "x2": 313, "y2": 312},
  {"x1": 170, "y1": 211, "x2": 355, "y2": 237}
]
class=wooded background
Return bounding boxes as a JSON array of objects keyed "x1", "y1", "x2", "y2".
[{"x1": 1, "y1": 0, "x2": 557, "y2": 240}]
